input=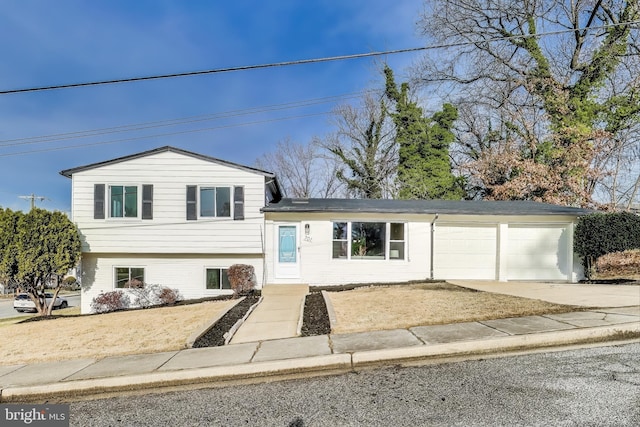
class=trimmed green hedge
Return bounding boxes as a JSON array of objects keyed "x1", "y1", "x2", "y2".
[{"x1": 574, "y1": 212, "x2": 640, "y2": 278}]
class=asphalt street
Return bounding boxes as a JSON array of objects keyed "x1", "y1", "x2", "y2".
[
  {"x1": 0, "y1": 294, "x2": 80, "y2": 319},
  {"x1": 70, "y1": 342, "x2": 640, "y2": 426}
]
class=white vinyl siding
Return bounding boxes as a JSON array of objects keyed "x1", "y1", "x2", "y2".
[{"x1": 71, "y1": 151, "x2": 266, "y2": 254}]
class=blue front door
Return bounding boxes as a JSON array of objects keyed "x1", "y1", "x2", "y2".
[{"x1": 276, "y1": 224, "x2": 300, "y2": 278}]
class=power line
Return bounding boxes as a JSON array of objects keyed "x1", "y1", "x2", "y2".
[
  {"x1": 0, "y1": 111, "x2": 330, "y2": 158},
  {"x1": 1, "y1": 20, "x2": 638, "y2": 95},
  {"x1": 19, "y1": 194, "x2": 47, "y2": 210},
  {"x1": 0, "y1": 90, "x2": 374, "y2": 148}
]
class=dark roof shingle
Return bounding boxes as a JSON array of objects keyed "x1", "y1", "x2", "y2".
[{"x1": 262, "y1": 198, "x2": 592, "y2": 216}]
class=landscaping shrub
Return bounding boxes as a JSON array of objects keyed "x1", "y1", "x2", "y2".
[
  {"x1": 91, "y1": 290, "x2": 130, "y2": 313},
  {"x1": 128, "y1": 284, "x2": 183, "y2": 308},
  {"x1": 227, "y1": 264, "x2": 256, "y2": 297},
  {"x1": 575, "y1": 212, "x2": 640, "y2": 278}
]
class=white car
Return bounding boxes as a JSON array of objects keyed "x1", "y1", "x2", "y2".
[{"x1": 13, "y1": 293, "x2": 69, "y2": 313}]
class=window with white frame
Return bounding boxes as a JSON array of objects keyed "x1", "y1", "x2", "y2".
[
  {"x1": 332, "y1": 222, "x2": 405, "y2": 260},
  {"x1": 206, "y1": 268, "x2": 231, "y2": 290},
  {"x1": 200, "y1": 187, "x2": 231, "y2": 218},
  {"x1": 110, "y1": 185, "x2": 138, "y2": 218},
  {"x1": 115, "y1": 267, "x2": 145, "y2": 288}
]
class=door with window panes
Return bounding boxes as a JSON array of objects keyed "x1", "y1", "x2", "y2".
[{"x1": 275, "y1": 223, "x2": 300, "y2": 279}]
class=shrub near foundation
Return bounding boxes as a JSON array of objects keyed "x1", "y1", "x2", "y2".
[
  {"x1": 575, "y1": 212, "x2": 640, "y2": 278},
  {"x1": 91, "y1": 290, "x2": 130, "y2": 313},
  {"x1": 227, "y1": 264, "x2": 256, "y2": 297}
]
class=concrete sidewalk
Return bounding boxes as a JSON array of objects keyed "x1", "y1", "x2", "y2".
[{"x1": 1, "y1": 306, "x2": 638, "y2": 403}]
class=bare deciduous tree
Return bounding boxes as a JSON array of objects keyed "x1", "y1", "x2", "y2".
[
  {"x1": 256, "y1": 137, "x2": 344, "y2": 198},
  {"x1": 322, "y1": 92, "x2": 398, "y2": 199},
  {"x1": 415, "y1": 0, "x2": 640, "y2": 207}
]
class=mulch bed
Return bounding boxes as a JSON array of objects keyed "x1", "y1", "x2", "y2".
[
  {"x1": 192, "y1": 295, "x2": 261, "y2": 347},
  {"x1": 301, "y1": 292, "x2": 331, "y2": 336}
]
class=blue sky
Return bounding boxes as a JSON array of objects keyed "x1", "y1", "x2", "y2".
[{"x1": 0, "y1": 0, "x2": 425, "y2": 212}]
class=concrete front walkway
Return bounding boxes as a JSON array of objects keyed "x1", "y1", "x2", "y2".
[
  {"x1": 448, "y1": 280, "x2": 640, "y2": 308},
  {"x1": 230, "y1": 284, "x2": 308, "y2": 344}
]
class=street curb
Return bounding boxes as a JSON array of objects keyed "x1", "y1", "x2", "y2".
[
  {"x1": 185, "y1": 297, "x2": 245, "y2": 348},
  {"x1": 351, "y1": 322, "x2": 640, "y2": 366},
  {"x1": 2, "y1": 323, "x2": 637, "y2": 403},
  {"x1": 0, "y1": 354, "x2": 353, "y2": 403}
]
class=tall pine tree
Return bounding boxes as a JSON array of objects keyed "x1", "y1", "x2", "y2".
[{"x1": 384, "y1": 66, "x2": 463, "y2": 200}]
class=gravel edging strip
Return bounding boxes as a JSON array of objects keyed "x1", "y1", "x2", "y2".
[
  {"x1": 321, "y1": 290, "x2": 337, "y2": 332},
  {"x1": 186, "y1": 298, "x2": 245, "y2": 348},
  {"x1": 192, "y1": 295, "x2": 261, "y2": 348},
  {"x1": 296, "y1": 292, "x2": 307, "y2": 336},
  {"x1": 224, "y1": 296, "x2": 263, "y2": 345}
]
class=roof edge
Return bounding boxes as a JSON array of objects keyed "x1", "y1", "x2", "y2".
[{"x1": 59, "y1": 146, "x2": 277, "y2": 178}]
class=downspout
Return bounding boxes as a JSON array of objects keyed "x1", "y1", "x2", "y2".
[
  {"x1": 430, "y1": 214, "x2": 439, "y2": 280},
  {"x1": 260, "y1": 223, "x2": 267, "y2": 289}
]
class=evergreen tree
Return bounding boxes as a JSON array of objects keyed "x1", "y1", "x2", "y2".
[{"x1": 384, "y1": 66, "x2": 463, "y2": 200}]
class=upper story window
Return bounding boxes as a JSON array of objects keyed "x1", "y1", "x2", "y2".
[
  {"x1": 332, "y1": 221, "x2": 406, "y2": 260},
  {"x1": 186, "y1": 185, "x2": 244, "y2": 221},
  {"x1": 110, "y1": 185, "x2": 138, "y2": 218},
  {"x1": 200, "y1": 187, "x2": 231, "y2": 218},
  {"x1": 94, "y1": 184, "x2": 153, "y2": 220}
]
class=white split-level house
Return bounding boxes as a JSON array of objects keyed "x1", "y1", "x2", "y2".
[
  {"x1": 60, "y1": 146, "x2": 283, "y2": 314},
  {"x1": 61, "y1": 146, "x2": 591, "y2": 314}
]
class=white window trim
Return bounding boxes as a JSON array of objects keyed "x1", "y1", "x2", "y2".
[
  {"x1": 197, "y1": 185, "x2": 233, "y2": 220},
  {"x1": 114, "y1": 266, "x2": 145, "y2": 289},
  {"x1": 108, "y1": 184, "x2": 141, "y2": 220},
  {"x1": 332, "y1": 221, "x2": 407, "y2": 261},
  {"x1": 204, "y1": 267, "x2": 233, "y2": 292}
]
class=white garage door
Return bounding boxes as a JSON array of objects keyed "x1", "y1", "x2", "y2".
[
  {"x1": 434, "y1": 224, "x2": 497, "y2": 280},
  {"x1": 507, "y1": 224, "x2": 570, "y2": 281}
]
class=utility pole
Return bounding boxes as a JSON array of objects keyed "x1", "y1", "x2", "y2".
[{"x1": 19, "y1": 193, "x2": 46, "y2": 210}]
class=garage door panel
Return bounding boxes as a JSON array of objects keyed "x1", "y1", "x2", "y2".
[
  {"x1": 434, "y1": 224, "x2": 497, "y2": 280},
  {"x1": 507, "y1": 225, "x2": 569, "y2": 281}
]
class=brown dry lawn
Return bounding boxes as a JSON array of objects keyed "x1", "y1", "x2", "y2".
[
  {"x1": 326, "y1": 282, "x2": 581, "y2": 334},
  {"x1": 0, "y1": 299, "x2": 237, "y2": 367}
]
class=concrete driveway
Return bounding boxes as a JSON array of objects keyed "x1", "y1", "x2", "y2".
[{"x1": 448, "y1": 280, "x2": 640, "y2": 308}]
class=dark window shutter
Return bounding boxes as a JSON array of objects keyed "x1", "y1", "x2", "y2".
[
  {"x1": 186, "y1": 185, "x2": 197, "y2": 220},
  {"x1": 142, "y1": 185, "x2": 153, "y2": 220},
  {"x1": 94, "y1": 184, "x2": 105, "y2": 219},
  {"x1": 233, "y1": 186, "x2": 244, "y2": 220}
]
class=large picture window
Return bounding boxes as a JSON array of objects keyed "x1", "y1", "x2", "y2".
[
  {"x1": 115, "y1": 267, "x2": 145, "y2": 288},
  {"x1": 332, "y1": 222, "x2": 405, "y2": 260},
  {"x1": 200, "y1": 187, "x2": 231, "y2": 218},
  {"x1": 206, "y1": 268, "x2": 231, "y2": 290},
  {"x1": 110, "y1": 185, "x2": 138, "y2": 218},
  {"x1": 351, "y1": 222, "x2": 386, "y2": 259}
]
